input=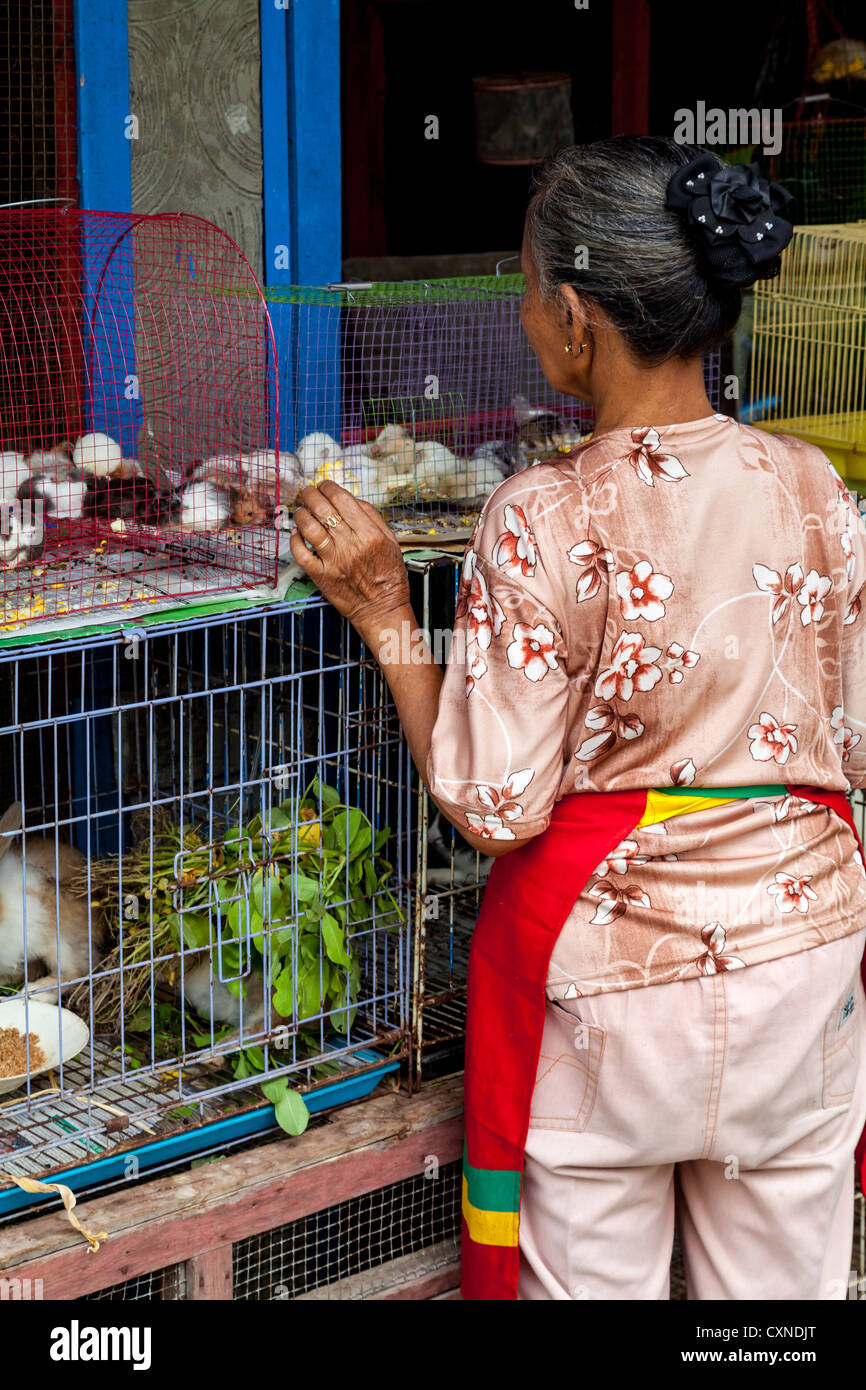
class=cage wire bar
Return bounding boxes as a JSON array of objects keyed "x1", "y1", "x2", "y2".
[
  {"x1": 0, "y1": 597, "x2": 410, "y2": 1188},
  {"x1": 265, "y1": 276, "x2": 594, "y2": 542},
  {"x1": 263, "y1": 275, "x2": 721, "y2": 537},
  {"x1": 0, "y1": 209, "x2": 279, "y2": 626},
  {"x1": 749, "y1": 221, "x2": 866, "y2": 480}
]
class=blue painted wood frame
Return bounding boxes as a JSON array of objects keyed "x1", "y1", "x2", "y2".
[
  {"x1": 73, "y1": 0, "x2": 138, "y2": 450},
  {"x1": 72, "y1": 0, "x2": 135, "y2": 843},
  {"x1": 261, "y1": 0, "x2": 342, "y2": 450}
]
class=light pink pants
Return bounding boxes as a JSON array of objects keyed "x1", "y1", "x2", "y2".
[{"x1": 519, "y1": 929, "x2": 866, "y2": 1300}]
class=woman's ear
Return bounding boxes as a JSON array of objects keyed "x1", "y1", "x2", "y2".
[{"x1": 558, "y1": 283, "x2": 591, "y2": 351}]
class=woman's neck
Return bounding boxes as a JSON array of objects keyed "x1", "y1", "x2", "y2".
[{"x1": 589, "y1": 352, "x2": 716, "y2": 437}]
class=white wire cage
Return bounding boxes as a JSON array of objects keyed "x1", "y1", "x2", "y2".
[{"x1": 0, "y1": 598, "x2": 410, "y2": 1193}]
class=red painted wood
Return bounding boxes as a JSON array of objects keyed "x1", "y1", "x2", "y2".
[
  {"x1": 611, "y1": 0, "x2": 650, "y2": 136},
  {"x1": 0, "y1": 1081, "x2": 464, "y2": 1300},
  {"x1": 185, "y1": 1245, "x2": 233, "y2": 1300}
]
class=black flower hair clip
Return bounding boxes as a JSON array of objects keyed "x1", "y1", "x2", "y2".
[{"x1": 666, "y1": 154, "x2": 794, "y2": 289}]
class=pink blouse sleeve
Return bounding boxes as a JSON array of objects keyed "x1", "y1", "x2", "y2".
[{"x1": 425, "y1": 496, "x2": 571, "y2": 840}]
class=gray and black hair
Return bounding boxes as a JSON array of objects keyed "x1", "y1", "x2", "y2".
[{"x1": 525, "y1": 136, "x2": 742, "y2": 365}]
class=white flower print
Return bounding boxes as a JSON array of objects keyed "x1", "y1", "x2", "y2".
[
  {"x1": 615, "y1": 560, "x2": 674, "y2": 622},
  {"x1": 627, "y1": 427, "x2": 690, "y2": 488},
  {"x1": 676, "y1": 922, "x2": 746, "y2": 977},
  {"x1": 587, "y1": 878, "x2": 651, "y2": 925},
  {"x1": 759, "y1": 793, "x2": 818, "y2": 822},
  {"x1": 474, "y1": 768, "x2": 534, "y2": 823},
  {"x1": 796, "y1": 568, "x2": 832, "y2": 626},
  {"x1": 506, "y1": 622, "x2": 560, "y2": 683},
  {"x1": 595, "y1": 632, "x2": 663, "y2": 703},
  {"x1": 457, "y1": 549, "x2": 505, "y2": 698},
  {"x1": 752, "y1": 561, "x2": 804, "y2": 625},
  {"x1": 465, "y1": 811, "x2": 515, "y2": 841},
  {"x1": 662, "y1": 642, "x2": 700, "y2": 684},
  {"x1": 464, "y1": 558, "x2": 505, "y2": 653},
  {"x1": 574, "y1": 730, "x2": 615, "y2": 761},
  {"x1": 593, "y1": 839, "x2": 648, "y2": 877},
  {"x1": 670, "y1": 757, "x2": 696, "y2": 786},
  {"x1": 567, "y1": 538, "x2": 614, "y2": 602},
  {"x1": 492, "y1": 504, "x2": 537, "y2": 580},
  {"x1": 465, "y1": 650, "x2": 487, "y2": 698},
  {"x1": 844, "y1": 594, "x2": 861, "y2": 626},
  {"x1": 748, "y1": 712, "x2": 798, "y2": 765},
  {"x1": 573, "y1": 702, "x2": 646, "y2": 761},
  {"x1": 841, "y1": 528, "x2": 855, "y2": 582},
  {"x1": 830, "y1": 706, "x2": 861, "y2": 761},
  {"x1": 767, "y1": 872, "x2": 818, "y2": 915}
]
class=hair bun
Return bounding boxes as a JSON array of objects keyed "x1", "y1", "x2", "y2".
[{"x1": 666, "y1": 154, "x2": 794, "y2": 290}]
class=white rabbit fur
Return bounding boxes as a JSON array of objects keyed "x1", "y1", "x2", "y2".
[
  {"x1": 0, "y1": 452, "x2": 32, "y2": 499},
  {"x1": 0, "y1": 831, "x2": 101, "y2": 994},
  {"x1": 182, "y1": 958, "x2": 271, "y2": 1034}
]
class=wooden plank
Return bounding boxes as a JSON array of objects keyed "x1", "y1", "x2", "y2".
[
  {"x1": 295, "y1": 1238, "x2": 460, "y2": 1300},
  {"x1": 0, "y1": 1075, "x2": 464, "y2": 1299},
  {"x1": 611, "y1": 0, "x2": 650, "y2": 137},
  {"x1": 185, "y1": 1245, "x2": 233, "y2": 1300}
]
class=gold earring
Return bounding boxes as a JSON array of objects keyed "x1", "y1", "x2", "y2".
[
  {"x1": 578, "y1": 342, "x2": 586, "y2": 356},
  {"x1": 564, "y1": 340, "x2": 573, "y2": 354}
]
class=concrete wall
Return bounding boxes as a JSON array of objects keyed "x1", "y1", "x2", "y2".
[{"x1": 127, "y1": 0, "x2": 264, "y2": 277}]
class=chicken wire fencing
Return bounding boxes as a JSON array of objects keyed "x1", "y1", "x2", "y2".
[
  {"x1": 0, "y1": 599, "x2": 410, "y2": 1187},
  {"x1": 265, "y1": 279, "x2": 719, "y2": 544},
  {"x1": 0, "y1": 209, "x2": 279, "y2": 627}
]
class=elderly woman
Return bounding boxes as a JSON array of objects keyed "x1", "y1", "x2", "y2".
[{"x1": 291, "y1": 136, "x2": 866, "y2": 1302}]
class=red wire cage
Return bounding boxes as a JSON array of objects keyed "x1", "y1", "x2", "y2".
[{"x1": 0, "y1": 209, "x2": 280, "y2": 625}]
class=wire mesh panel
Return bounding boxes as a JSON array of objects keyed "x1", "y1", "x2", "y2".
[
  {"x1": 233, "y1": 1159, "x2": 461, "y2": 1299},
  {"x1": 265, "y1": 277, "x2": 722, "y2": 544},
  {"x1": 749, "y1": 222, "x2": 866, "y2": 479},
  {"x1": 0, "y1": 209, "x2": 279, "y2": 625},
  {"x1": 0, "y1": 599, "x2": 409, "y2": 1184},
  {"x1": 84, "y1": 1266, "x2": 187, "y2": 1302},
  {"x1": 265, "y1": 277, "x2": 594, "y2": 543}
]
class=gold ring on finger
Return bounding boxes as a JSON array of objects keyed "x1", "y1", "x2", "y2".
[
  {"x1": 318, "y1": 534, "x2": 333, "y2": 549},
  {"x1": 323, "y1": 512, "x2": 342, "y2": 528}
]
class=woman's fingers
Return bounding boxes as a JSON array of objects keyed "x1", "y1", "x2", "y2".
[
  {"x1": 288, "y1": 525, "x2": 325, "y2": 576},
  {"x1": 293, "y1": 504, "x2": 337, "y2": 556}
]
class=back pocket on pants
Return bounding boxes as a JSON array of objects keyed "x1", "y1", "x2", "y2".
[{"x1": 528, "y1": 1000, "x2": 605, "y2": 1133}]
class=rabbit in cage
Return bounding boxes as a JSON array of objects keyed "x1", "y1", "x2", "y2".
[
  {"x1": 0, "y1": 802, "x2": 104, "y2": 996},
  {"x1": 182, "y1": 958, "x2": 270, "y2": 1034},
  {"x1": 426, "y1": 810, "x2": 493, "y2": 889}
]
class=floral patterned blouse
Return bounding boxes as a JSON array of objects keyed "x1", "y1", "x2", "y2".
[{"x1": 426, "y1": 413, "x2": 866, "y2": 995}]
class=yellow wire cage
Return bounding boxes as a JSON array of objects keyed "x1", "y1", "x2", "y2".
[{"x1": 750, "y1": 221, "x2": 866, "y2": 482}]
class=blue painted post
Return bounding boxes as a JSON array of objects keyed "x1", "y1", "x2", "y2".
[
  {"x1": 73, "y1": 0, "x2": 139, "y2": 452},
  {"x1": 72, "y1": 0, "x2": 135, "y2": 849},
  {"x1": 260, "y1": 0, "x2": 342, "y2": 451}
]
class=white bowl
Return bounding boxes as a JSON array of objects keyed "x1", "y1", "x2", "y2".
[{"x1": 0, "y1": 998, "x2": 90, "y2": 1096}]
